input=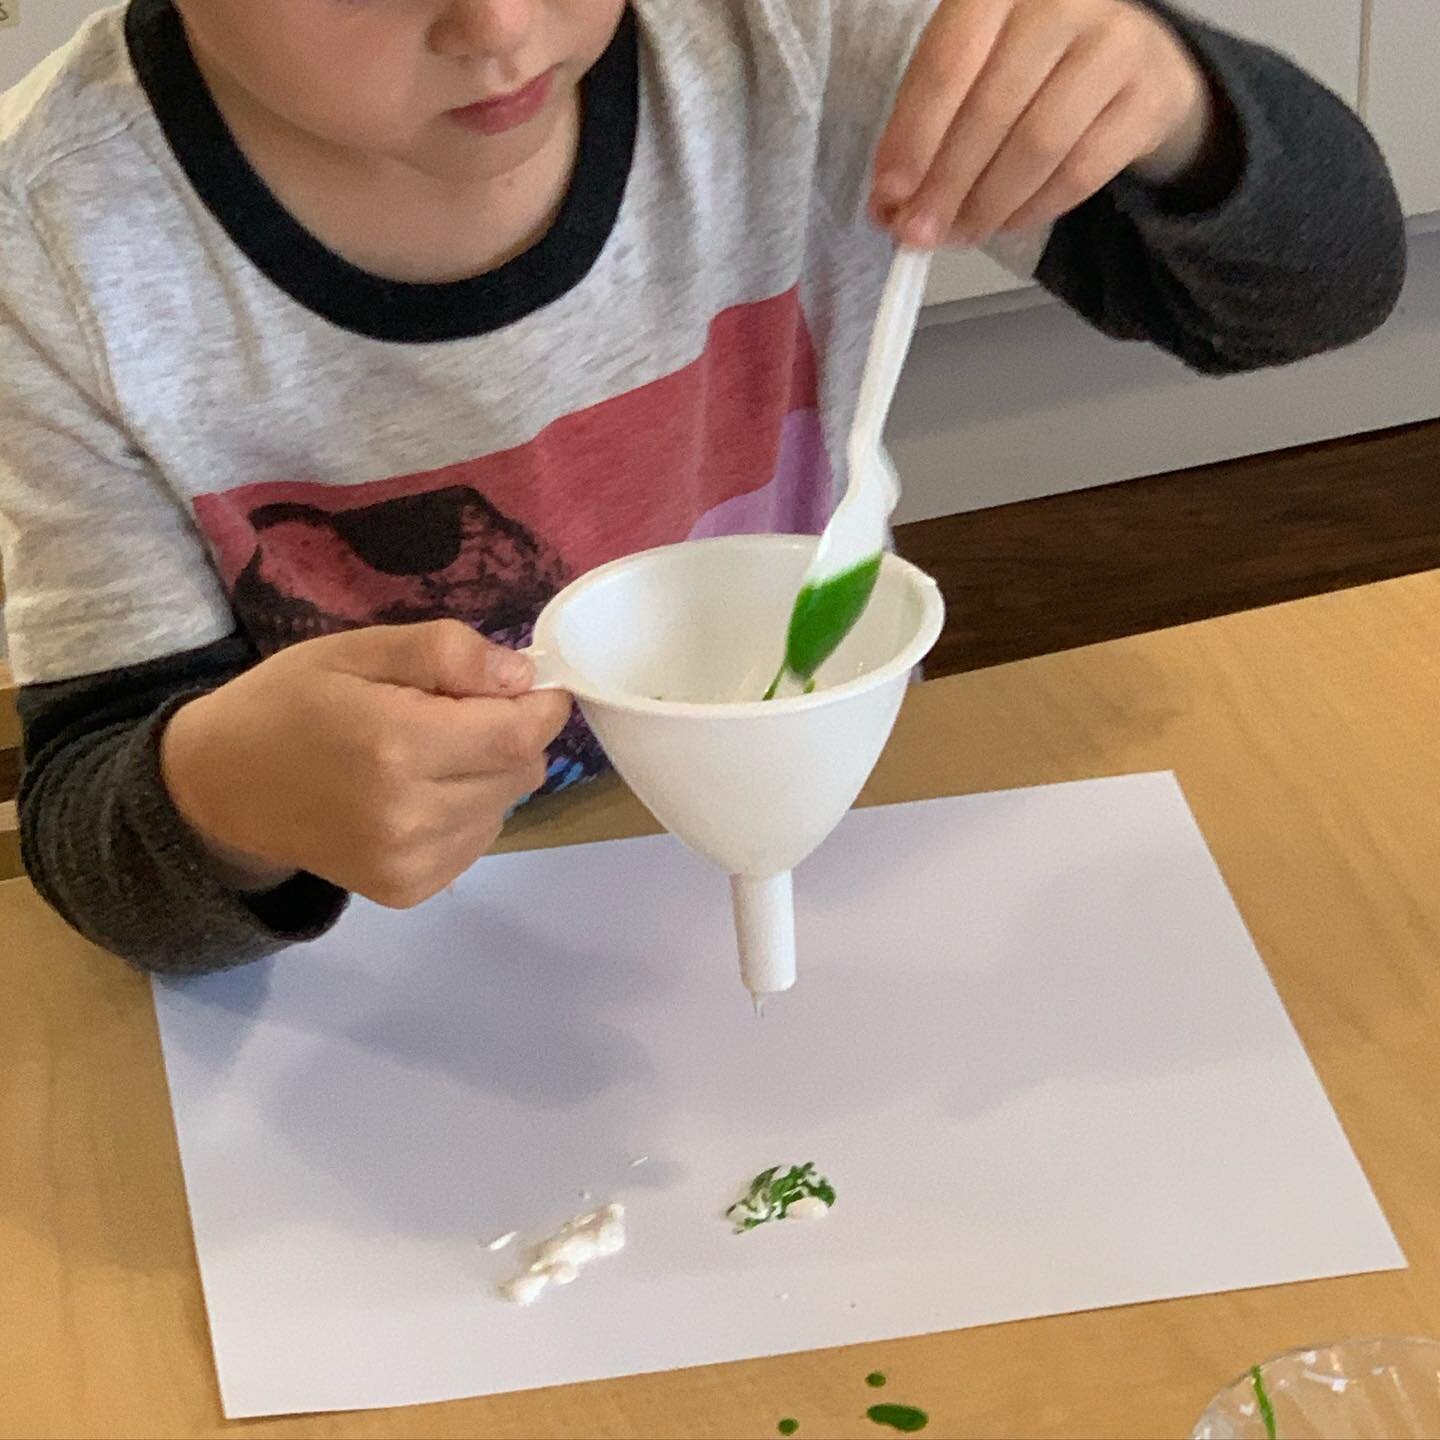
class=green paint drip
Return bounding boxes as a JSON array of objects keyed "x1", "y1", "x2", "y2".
[
  {"x1": 764, "y1": 554, "x2": 883, "y2": 699},
  {"x1": 866, "y1": 1372, "x2": 887, "y2": 1388},
  {"x1": 777, "y1": 1421, "x2": 799, "y2": 1436},
  {"x1": 1251, "y1": 1365, "x2": 1278, "y2": 1440},
  {"x1": 866, "y1": 1404, "x2": 928, "y2": 1433}
]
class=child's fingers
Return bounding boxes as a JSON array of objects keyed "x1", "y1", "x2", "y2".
[
  {"x1": 998, "y1": 86, "x2": 1143, "y2": 235},
  {"x1": 362, "y1": 792, "x2": 532, "y2": 909},
  {"x1": 417, "y1": 688, "x2": 573, "y2": 781},
  {"x1": 953, "y1": 35, "x2": 1125, "y2": 245},
  {"x1": 439, "y1": 766, "x2": 551, "y2": 838},
  {"x1": 896, "y1": 8, "x2": 1076, "y2": 247},
  {"x1": 871, "y1": 0, "x2": 1011, "y2": 221},
  {"x1": 325, "y1": 619, "x2": 534, "y2": 699},
  {"x1": 489, "y1": 690, "x2": 574, "y2": 772}
]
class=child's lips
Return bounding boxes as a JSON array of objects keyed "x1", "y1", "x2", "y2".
[{"x1": 447, "y1": 69, "x2": 556, "y2": 135}]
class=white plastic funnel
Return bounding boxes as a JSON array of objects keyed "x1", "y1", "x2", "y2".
[{"x1": 525, "y1": 535, "x2": 944, "y2": 998}]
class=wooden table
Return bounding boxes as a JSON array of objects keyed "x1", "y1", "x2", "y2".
[{"x1": 5, "y1": 571, "x2": 1440, "y2": 1440}]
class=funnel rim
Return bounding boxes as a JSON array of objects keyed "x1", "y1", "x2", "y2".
[{"x1": 530, "y1": 534, "x2": 945, "y2": 718}]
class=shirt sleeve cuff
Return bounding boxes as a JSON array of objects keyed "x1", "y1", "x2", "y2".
[{"x1": 130, "y1": 695, "x2": 350, "y2": 954}]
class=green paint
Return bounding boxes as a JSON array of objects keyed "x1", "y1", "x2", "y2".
[
  {"x1": 777, "y1": 1421, "x2": 799, "y2": 1437},
  {"x1": 764, "y1": 554, "x2": 883, "y2": 699},
  {"x1": 1251, "y1": 1365, "x2": 1277, "y2": 1440},
  {"x1": 727, "y1": 1162, "x2": 836, "y2": 1232},
  {"x1": 866, "y1": 1372, "x2": 887, "y2": 1388},
  {"x1": 866, "y1": 1404, "x2": 928, "y2": 1433}
]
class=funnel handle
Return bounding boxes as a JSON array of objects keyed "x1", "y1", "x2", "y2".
[{"x1": 518, "y1": 646, "x2": 571, "y2": 693}]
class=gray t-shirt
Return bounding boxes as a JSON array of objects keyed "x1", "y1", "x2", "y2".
[
  {"x1": 0, "y1": 0, "x2": 1407, "y2": 971},
  {"x1": 2, "y1": 0, "x2": 1034, "y2": 686}
]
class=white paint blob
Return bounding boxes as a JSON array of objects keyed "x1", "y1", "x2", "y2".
[{"x1": 500, "y1": 1204, "x2": 627, "y2": 1306}]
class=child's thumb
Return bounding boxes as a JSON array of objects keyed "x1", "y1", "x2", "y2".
[{"x1": 328, "y1": 620, "x2": 535, "y2": 698}]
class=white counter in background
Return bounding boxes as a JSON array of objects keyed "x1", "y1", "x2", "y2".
[{"x1": 893, "y1": 221, "x2": 1440, "y2": 523}]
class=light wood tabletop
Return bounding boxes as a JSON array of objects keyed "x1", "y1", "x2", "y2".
[{"x1": 4, "y1": 570, "x2": 1440, "y2": 1440}]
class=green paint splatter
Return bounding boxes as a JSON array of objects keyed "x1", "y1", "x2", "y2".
[
  {"x1": 866, "y1": 1404, "x2": 929, "y2": 1433},
  {"x1": 777, "y1": 1421, "x2": 799, "y2": 1437},
  {"x1": 1251, "y1": 1365, "x2": 1277, "y2": 1440},
  {"x1": 866, "y1": 1372, "x2": 887, "y2": 1388},
  {"x1": 764, "y1": 554, "x2": 883, "y2": 699},
  {"x1": 727, "y1": 1163, "x2": 836, "y2": 1232}
]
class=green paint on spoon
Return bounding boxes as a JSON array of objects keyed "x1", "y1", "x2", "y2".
[
  {"x1": 866, "y1": 1403, "x2": 928, "y2": 1432},
  {"x1": 777, "y1": 1421, "x2": 799, "y2": 1437},
  {"x1": 866, "y1": 1372, "x2": 887, "y2": 1388},
  {"x1": 1251, "y1": 1365, "x2": 1278, "y2": 1440},
  {"x1": 764, "y1": 554, "x2": 883, "y2": 700}
]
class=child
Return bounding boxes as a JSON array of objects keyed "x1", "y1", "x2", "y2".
[{"x1": 0, "y1": 0, "x2": 1404, "y2": 972}]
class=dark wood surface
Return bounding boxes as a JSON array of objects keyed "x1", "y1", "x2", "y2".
[
  {"x1": 1, "y1": 417, "x2": 1437, "y2": 807},
  {"x1": 1, "y1": 658, "x2": 15, "y2": 810},
  {"x1": 896, "y1": 417, "x2": 1440, "y2": 677}
]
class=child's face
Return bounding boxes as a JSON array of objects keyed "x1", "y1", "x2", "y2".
[{"x1": 175, "y1": 0, "x2": 627, "y2": 181}]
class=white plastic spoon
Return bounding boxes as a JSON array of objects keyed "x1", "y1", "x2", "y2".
[{"x1": 764, "y1": 247, "x2": 933, "y2": 700}]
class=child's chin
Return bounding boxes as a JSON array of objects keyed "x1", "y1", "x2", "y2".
[{"x1": 426, "y1": 108, "x2": 564, "y2": 180}]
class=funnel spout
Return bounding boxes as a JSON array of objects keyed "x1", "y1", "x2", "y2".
[{"x1": 731, "y1": 872, "x2": 796, "y2": 998}]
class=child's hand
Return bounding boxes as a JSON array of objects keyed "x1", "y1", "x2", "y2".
[
  {"x1": 160, "y1": 621, "x2": 572, "y2": 908},
  {"x1": 872, "y1": 0, "x2": 1215, "y2": 249}
]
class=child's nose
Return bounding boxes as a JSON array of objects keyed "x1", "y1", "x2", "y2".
[{"x1": 430, "y1": 0, "x2": 536, "y2": 66}]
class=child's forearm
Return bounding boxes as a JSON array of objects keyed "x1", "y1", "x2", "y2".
[
  {"x1": 17, "y1": 637, "x2": 347, "y2": 975},
  {"x1": 1034, "y1": 0, "x2": 1406, "y2": 374}
]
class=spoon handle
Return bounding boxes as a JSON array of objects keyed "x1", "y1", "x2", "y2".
[{"x1": 850, "y1": 247, "x2": 933, "y2": 456}]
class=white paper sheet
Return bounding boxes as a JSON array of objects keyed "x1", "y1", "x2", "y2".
[{"x1": 153, "y1": 773, "x2": 1404, "y2": 1419}]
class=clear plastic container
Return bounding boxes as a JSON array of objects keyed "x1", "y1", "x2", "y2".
[{"x1": 1194, "y1": 1337, "x2": 1440, "y2": 1439}]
